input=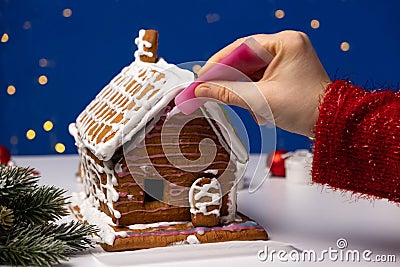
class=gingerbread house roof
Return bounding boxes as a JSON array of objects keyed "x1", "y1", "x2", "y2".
[{"x1": 69, "y1": 29, "x2": 248, "y2": 166}]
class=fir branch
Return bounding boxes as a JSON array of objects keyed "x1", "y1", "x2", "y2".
[
  {"x1": 0, "y1": 224, "x2": 69, "y2": 267},
  {"x1": 0, "y1": 221, "x2": 97, "y2": 266},
  {"x1": 0, "y1": 165, "x2": 39, "y2": 198},
  {"x1": 0, "y1": 166, "x2": 99, "y2": 266},
  {"x1": 43, "y1": 221, "x2": 98, "y2": 253},
  {"x1": 9, "y1": 185, "x2": 69, "y2": 224}
]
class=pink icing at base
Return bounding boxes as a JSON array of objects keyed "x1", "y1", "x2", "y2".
[
  {"x1": 119, "y1": 192, "x2": 128, "y2": 197},
  {"x1": 115, "y1": 221, "x2": 264, "y2": 238}
]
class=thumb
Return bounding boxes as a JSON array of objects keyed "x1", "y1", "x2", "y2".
[{"x1": 194, "y1": 80, "x2": 272, "y2": 125}]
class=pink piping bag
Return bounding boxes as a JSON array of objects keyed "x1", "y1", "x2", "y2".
[{"x1": 173, "y1": 37, "x2": 274, "y2": 115}]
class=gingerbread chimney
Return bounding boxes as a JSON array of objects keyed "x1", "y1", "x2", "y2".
[{"x1": 134, "y1": 29, "x2": 158, "y2": 63}]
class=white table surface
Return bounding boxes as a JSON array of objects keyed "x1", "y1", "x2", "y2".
[{"x1": 13, "y1": 154, "x2": 400, "y2": 266}]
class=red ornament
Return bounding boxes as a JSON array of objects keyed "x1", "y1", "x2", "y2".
[
  {"x1": 0, "y1": 145, "x2": 11, "y2": 165},
  {"x1": 266, "y1": 149, "x2": 288, "y2": 177}
]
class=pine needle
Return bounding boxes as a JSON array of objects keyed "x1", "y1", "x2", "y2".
[
  {"x1": 0, "y1": 224, "x2": 69, "y2": 266},
  {"x1": 7, "y1": 185, "x2": 69, "y2": 224},
  {"x1": 0, "y1": 165, "x2": 39, "y2": 197},
  {"x1": 43, "y1": 221, "x2": 98, "y2": 253},
  {"x1": 0, "y1": 165, "x2": 99, "y2": 266}
]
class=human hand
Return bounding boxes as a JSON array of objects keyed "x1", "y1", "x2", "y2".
[{"x1": 195, "y1": 30, "x2": 331, "y2": 137}]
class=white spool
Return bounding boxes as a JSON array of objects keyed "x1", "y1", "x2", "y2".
[{"x1": 284, "y1": 149, "x2": 313, "y2": 185}]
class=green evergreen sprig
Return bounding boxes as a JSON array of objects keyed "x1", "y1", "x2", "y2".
[
  {"x1": 7, "y1": 185, "x2": 69, "y2": 224},
  {"x1": 0, "y1": 165, "x2": 39, "y2": 197},
  {"x1": 0, "y1": 223, "x2": 70, "y2": 266},
  {"x1": 0, "y1": 165, "x2": 98, "y2": 266}
]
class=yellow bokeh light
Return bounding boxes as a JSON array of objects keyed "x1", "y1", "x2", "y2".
[
  {"x1": 43, "y1": 121, "x2": 54, "y2": 131},
  {"x1": 38, "y1": 75, "x2": 48, "y2": 85},
  {"x1": 1, "y1": 33, "x2": 9, "y2": 43},
  {"x1": 39, "y1": 58, "x2": 48, "y2": 67},
  {"x1": 340, "y1": 41, "x2": 350, "y2": 52},
  {"x1": 275, "y1": 9, "x2": 285, "y2": 19},
  {"x1": 311, "y1": 19, "x2": 320, "y2": 29},
  {"x1": 26, "y1": 129, "x2": 36, "y2": 140},
  {"x1": 63, "y1": 8, "x2": 72, "y2": 18},
  {"x1": 55, "y1": 143, "x2": 66, "y2": 153},
  {"x1": 7, "y1": 85, "x2": 16, "y2": 95}
]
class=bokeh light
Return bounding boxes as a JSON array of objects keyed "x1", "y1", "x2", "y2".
[
  {"x1": 311, "y1": 19, "x2": 320, "y2": 29},
  {"x1": 39, "y1": 58, "x2": 48, "y2": 67},
  {"x1": 55, "y1": 143, "x2": 66, "y2": 153},
  {"x1": 63, "y1": 8, "x2": 72, "y2": 18},
  {"x1": 275, "y1": 9, "x2": 285, "y2": 19},
  {"x1": 23, "y1": 21, "x2": 31, "y2": 30},
  {"x1": 10, "y1": 136, "x2": 18, "y2": 145},
  {"x1": 38, "y1": 75, "x2": 48, "y2": 85},
  {"x1": 206, "y1": 13, "x2": 220, "y2": 23},
  {"x1": 43, "y1": 121, "x2": 54, "y2": 131},
  {"x1": 26, "y1": 129, "x2": 36, "y2": 140},
  {"x1": 1, "y1": 33, "x2": 9, "y2": 43},
  {"x1": 340, "y1": 41, "x2": 350, "y2": 52},
  {"x1": 7, "y1": 85, "x2": 16, "y2": 95}
]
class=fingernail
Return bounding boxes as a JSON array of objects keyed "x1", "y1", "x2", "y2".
[{"x1": 195, "y1": 86, "x2": 211, "y2": 97}]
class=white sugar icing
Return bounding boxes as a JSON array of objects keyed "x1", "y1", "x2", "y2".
[
  {"x1": 72, "y1": 147, "x2": 121, "y2": 219},
  {"x1": 134, "y1": 29, "x2": 153, "y2": 60},
  {"x1": 70, "y1": 192, "x2": 116, "y2": 245},
  {"x1": 189, "y1": 178, "x2": 222, "y2": 216},
  {"x1": 70, "y1": 192, "x2": 191, "y2": 245},
  {"x1": 70, "y1": 57, "x2": 194, "y2": 161},
  {"x1": 196, "y1": 229, "x2": 205, "y2": 235},
  {"x1": 186, "y1": 235, "x2": 200, "y2": 244},
  {"x1": 204, "y1": 169, "x2": 218, "y2": 175},
  {"x1": 127, "y1": 221, "x2": 189, "y2": 230}
]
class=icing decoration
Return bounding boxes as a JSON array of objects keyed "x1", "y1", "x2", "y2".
[
  {"x1": 73, "y1": 147, "x2": 121, "y2": 219},
  {"x1": 186, "y1": 235, "x2": 200, "y2": 244},
  {"x1": 196, "y1": 229, "x2": 205, "y2": 235},
  {"x1": 134, "y1": 29, "x2": 153, "y2": 60},
  {"x1": 204, "y1": 169, "x2": 218, "y2": 175},
  {"x1": 189, "y1": 178, "x2": 222, "y2": 216},
  {"x1": 70, "y1": 192, "x2": 117, "y2": 245}
]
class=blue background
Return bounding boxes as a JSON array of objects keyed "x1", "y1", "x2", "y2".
[{"x1": 1, "y1": 0, "x2": 400, "y2": 155}]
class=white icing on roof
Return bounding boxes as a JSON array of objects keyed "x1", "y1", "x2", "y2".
[{"x1": 71, "y1": 58, "x2": 194, "y2": 161}]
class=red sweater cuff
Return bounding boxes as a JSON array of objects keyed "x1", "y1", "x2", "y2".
[{"x1": 312, "y1": 80, "x2": 400, "y2": 202}]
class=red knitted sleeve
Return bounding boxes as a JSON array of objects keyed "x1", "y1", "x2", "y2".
[{"x1": 312, "y1": 80, "x2": 400, "y2": 202}]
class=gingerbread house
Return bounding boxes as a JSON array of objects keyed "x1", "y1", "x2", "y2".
[{"x1": 69, "y1": 29, "x2": 267, "y2": 251}]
